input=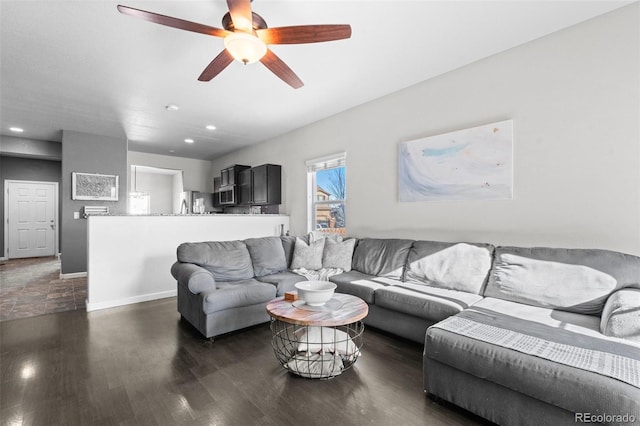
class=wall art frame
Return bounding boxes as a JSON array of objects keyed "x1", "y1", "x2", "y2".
[
  {"x1": 72, "y1": 172, "x2": 119, "y2": 201},
  {"x1": 398, "y1": 119, "x2": 513, "y2": 202}
]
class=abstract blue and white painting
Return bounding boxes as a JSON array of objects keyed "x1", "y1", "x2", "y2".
[{"x1": 399, "y1": 120, "x2": 513, "y2": 201}]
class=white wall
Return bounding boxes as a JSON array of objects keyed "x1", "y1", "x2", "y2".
[
  {"x1": 134, "y1": 171, "x2": 173, "y2": 214},
  {"x1": 87, "y1": 214, "x2": 290, "y2": 311},
  {"x1": 128, "y1": 151, "x2": 214, "y2": 192},
  {"x1": 211, "y1": 5, "x2": 640, "y2": 256}
]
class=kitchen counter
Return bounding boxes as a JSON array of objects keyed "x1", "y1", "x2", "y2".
[
  {"x1": 102, "y1": 213, "x2": 289, "y2": 216},
  {"x1": 86, "y1": 214, "x2": 290, "y2": 312}
]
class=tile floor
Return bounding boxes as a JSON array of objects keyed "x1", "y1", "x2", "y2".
[{"x1": 0, "y1": 256, "x2": 87, "y2": 322}]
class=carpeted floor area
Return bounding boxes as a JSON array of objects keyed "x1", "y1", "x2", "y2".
[{"x1": 0, "y1": 256, "x2": 87, "y2": 322}]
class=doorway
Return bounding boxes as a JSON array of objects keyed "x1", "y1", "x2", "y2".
[{"x1": 4, "y1": 180, "x2": 59, "y2": 259}]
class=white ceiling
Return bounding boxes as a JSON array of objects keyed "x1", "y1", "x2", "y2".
[{"x1": 0, "y1": 1, "x2": 632, "y2": 160}]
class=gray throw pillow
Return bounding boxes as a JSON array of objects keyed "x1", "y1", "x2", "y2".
[
  {"x1": 290, "y1": 237, "x2": 325, "y2": 270},
  {"x1": 244, "y1": 236, "x2": 287, "y2": 277},
  {"x1": 322, "y1": 238, "x2": 356, "y2": 271},
  {"x1": 600, "y1": 288, "x2": 640, "y2": 342}
]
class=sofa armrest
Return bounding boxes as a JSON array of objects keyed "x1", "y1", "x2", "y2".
[
  {"x1": 171, "y1": 262, "x2": 216, "y2": 295},
  {"x1": 600, "y1": 287, "x2": 640, "y2": 342}
]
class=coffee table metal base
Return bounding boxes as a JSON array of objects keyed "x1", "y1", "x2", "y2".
[{"x1": 270, "y1": 320, "x2": 365, "y2": 379}]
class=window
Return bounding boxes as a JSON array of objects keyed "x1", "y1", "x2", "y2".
[{"x1": 306, "y1": 152, "x2": 346, "y2": 235}]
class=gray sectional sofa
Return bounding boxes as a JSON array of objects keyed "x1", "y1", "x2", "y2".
[{"x1": 171, "y1": 235, "x2": 640, "y2": 425}]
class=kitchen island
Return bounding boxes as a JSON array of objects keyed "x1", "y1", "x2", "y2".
[{"x1": 86, "y1": 214, "x2": 290, "y2": 312}]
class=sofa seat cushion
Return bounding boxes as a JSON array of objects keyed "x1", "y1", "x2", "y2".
[
  {"x1": 329, "y1": 271, "x2": 396, "y2": 304},
  {"x1": 485, "y1": 246, "x2": 640, "y2": 315},
  {"x1": 256, "y1": 271, "x2": 307, "y2": 296},
  {"x1": 201, "y1": 279, "x2": 277, "y2": 314},
  {"x1": 426, "y1": 298, "x2": 640, "y2": 418},
  {"x1": 351, "y1": 238, "x2": 414, "y2": 280},
  {"x1": 375, "y1": 283, "x2": 483, "y2": 323},
  {"x1": 177, "y1": 240, "x2": 254, "y2": 281},
  {"x1": 405, "y1": 241, "x2": 494, "y2": 294}
]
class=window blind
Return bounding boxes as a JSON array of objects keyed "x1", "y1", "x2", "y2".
[{"x1": 306, "y1": 152, "x2": 346, "y2": 172}]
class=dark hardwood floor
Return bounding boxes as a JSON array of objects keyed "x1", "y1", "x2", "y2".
[{"x1": 0, "y1": 298, "x2": 489, "y2": 425}]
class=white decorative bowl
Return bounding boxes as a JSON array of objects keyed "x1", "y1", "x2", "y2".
[{"x1": 295, "y1": 281, "x2": 337, "y2": 306}]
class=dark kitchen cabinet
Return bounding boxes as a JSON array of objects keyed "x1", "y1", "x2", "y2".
[
  {"x1": 238, "y1": 168, "x2": 252, "y2": 205},
  {"x1": 251, "y1": 164, "x2": 281, "y2": 205},
  {"x1": 213, "y1": 177, "x2": 222, "y2": 209},
  {"x1": 218, "y1": 165, "x2": 249, "y2": 205}
]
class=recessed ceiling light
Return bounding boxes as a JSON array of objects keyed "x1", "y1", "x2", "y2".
[
  {"x1": 165, "y1": 105, "x2": 179, "y2": 111},
  {"x1": 169, "y1": 150, "x2": 175, "y2": 153},
  {"x1": 9, "y1": 127, "x2": 24, "y2": 133},
  {"x1": 206, "y1": 125, "x2": 216, "y2": 130},
  {"x1": 184, "y1": 138, "x2": 194, "y2": 144}
]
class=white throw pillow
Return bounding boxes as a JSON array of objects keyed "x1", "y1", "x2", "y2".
[
  {"x1": 286, "y1": 352, "x2": 344, "y2": 378},
  {"x1": 322, "y1": 238, "x2": 356, "y2": 271},
  {"x1": 290, "y1": 237, "x2": 325, "y2": 270},
  {"x1": 295, "y1": 326, "x2": 358, "y2": 355}
]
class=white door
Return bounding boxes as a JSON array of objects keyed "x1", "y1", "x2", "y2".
[{"x1": 6, "y1": 181, "x2": 58, "y2": 259}]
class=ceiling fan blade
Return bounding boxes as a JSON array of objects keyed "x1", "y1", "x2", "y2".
[
  {"x1": 260, "y1": 49, "x2": 304, "y2": 89},
  {"x1": 257, "y1": 25, "x2": 352, "y2": 45},
  {"x1": 226, "y1": 0, "x2": 253, "y2": 32},
  {"x1": 198, "y1": 50, "x2": 234, "y2": 81},
  {"x1": 117, "y1": 5, "x2": 231, "y2": 38}
]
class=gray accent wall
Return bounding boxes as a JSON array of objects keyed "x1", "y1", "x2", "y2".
[
  {"x1": 0, "y1": 155, "x2": 62, "y2": 257},
  {"x1": 61, "y1": 130, "x2": 128, "y2": 274},
  {"x1": 210, "y1": 4, "x2": 640, "y2": 257}
]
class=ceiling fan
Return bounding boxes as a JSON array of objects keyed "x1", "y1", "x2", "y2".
[{"x1": 117, "y1": 0, "x2": 352, "y2": 89}]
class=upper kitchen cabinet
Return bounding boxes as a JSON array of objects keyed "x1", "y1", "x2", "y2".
[
  {"x1": 219, "y1": 165, "x2": 250, "y2": 205},
  {"x1": 238, "y1": 168, "x2": 252, "y2": 205},
  {"x1": 251, "y1": 164, "x2": 281, "y2": 205}
]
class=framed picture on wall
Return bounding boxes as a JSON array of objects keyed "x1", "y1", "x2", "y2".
[
  {"x1": 72, "y1": 172, "x2": 119, "y2": 201},
  {"x1": 398, "y1": 120, "x2": 513, "y2": 202}
]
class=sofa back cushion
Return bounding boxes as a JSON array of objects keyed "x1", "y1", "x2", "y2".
[
  {"x1": 177, "y1": 241, "x2": 254, "y2": 281},
  {"x1": 244, "y1": 236, "x2": 287, "y2": 277},
  {"x1": 485, "y1": 246, "x2": 640, "y2": 315},
  {"x1": 351, "y1": 238, "x2": 413, "y2": 280},
  {"x1": 405, "y1": 241, "x2": 494, "y2": 294}
]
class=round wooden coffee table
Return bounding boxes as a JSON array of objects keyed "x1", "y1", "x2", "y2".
[{"x1": 266, "y1": 293, "x2": 368, "y2": 379}]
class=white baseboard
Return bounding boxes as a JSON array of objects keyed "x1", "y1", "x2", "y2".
[
  {"x1": 0, "y1": 257, "x2": 7, "y2": 261},
  {"x1": 86, "y1": 290, "x2": 177, "y2": 312},
  {"x1": 60, "y1": 271, "x2": 87, "y2": 279}
]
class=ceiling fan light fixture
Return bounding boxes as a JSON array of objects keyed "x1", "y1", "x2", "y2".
[{"x1": 224, "y1": 32, "x2": 267, "y2": 65}]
